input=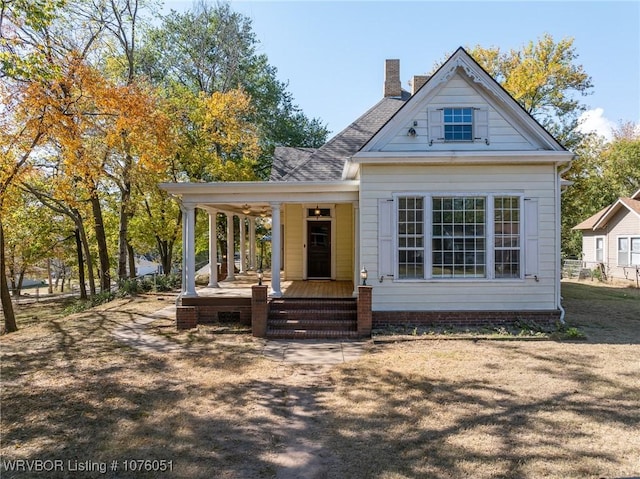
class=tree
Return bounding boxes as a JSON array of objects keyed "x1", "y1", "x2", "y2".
[
  {"x1": 561, "y1": 123, "x2": 640, "y2": 257},
  {"x1": 138, "y1": 1, "x2": 329, "y2": 178},
  {"x1": 0, "y1": 0, "x2": 67, "y2": 332}
]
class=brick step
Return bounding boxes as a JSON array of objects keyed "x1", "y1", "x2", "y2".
[
  {"x1": 268, "y1": 318, "x2": 357, "y2": 331},
  {"x1": 265, "y1": 329, "x2": 362, "y2": 340},
  {"x1": 269, "y1": 298, "x2": 356, "y2": 312},
  {"x1": 268, "y1": 310, "x2": 357, "y2": 321}
]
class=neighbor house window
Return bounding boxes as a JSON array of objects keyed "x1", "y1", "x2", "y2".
[
  {"x1": 595, "y1": 237, "x2": 604, "y2": 263},
  {"x1": 443, "y1": 107, "x2": 473, "y2": 141},
  {"x1": 397, "y1": 197, "x2": 424, "y2": 279},
  {"x1": 618, "y1": 236, "x2": 640, "y2": 265},
  {"x1": 395, "y1": 194, "x2": 523, "y2": 280}
]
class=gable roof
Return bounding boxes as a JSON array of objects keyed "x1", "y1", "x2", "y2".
[
  {"x1": 573, "y1": 195, "x2": 640, "y2": 231},
  {"x1": 269, "y1": 92, "x2": 410, "y2": 181},
  {"x1": 359, "y1": 47, "x2": 567, "y2": 154},
  {"x1": 271, "y1": 47, "x2": 573, "y2": 182}
]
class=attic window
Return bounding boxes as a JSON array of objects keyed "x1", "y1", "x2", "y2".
[{"x1": 443, "y1": 108, "x2": 473, "y2": 141}]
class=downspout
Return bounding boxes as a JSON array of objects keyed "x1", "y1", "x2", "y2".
[{"x1": 556, "y1": 160, "x2": 573, "y2": 324}]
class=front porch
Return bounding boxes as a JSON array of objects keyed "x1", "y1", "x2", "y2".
[{"x1": 175, "y1": 272, "x2": 372, "y2": 338}]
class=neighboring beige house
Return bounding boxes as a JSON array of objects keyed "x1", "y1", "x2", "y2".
[
  {"x1": 573, "y1": 189, "x2": 640, "y2": 282},
  {"x1": 161, "y1": 47, "x2": 574, "y2": 333}
]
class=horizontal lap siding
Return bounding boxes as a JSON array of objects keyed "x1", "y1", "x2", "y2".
[
  {"x1": 360, "y1": 163, "x2": 558, "y2": 311},
  {"x1": 382, "y1": 74, "x2": 534, "y2": 152},
  {"x1": 336, "y1": 203, "x2": 354, "y2": 281},
  {"x1": 284, "y1": 204, "x2": 303, "y2": 280}
]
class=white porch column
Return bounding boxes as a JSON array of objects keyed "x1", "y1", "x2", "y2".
[
  {"x1": 183, "y1": 202, "x2": 197, "y2": 297},
  {"x1": 239, "y1": 215, "x2": 246, "y2": 274},
  {"x1": 353, "y1": 201, "x2": 360, "y2": 296},
  {"x1": 208, "y1": 210, "x2": 219, "y2": 288},
  {"x1": 180, "y1": 205, "x2": 187, "y2": 295},
  {"x1": 225, "y1": 212, "x2": 235, "y2": 281},
  {"x1": 249, "y1": 216, "x2": 257, "y2": 270},
  {"x1": 270, "y1": 202, "x2": 282, "y2": 297}
]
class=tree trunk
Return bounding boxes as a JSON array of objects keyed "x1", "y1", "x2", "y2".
[
  {"x1": 90, "y1": 190, "x2": 111, "y2": 293},
  {"x1": 16, "y1": 269, "x2": 25, "y2": 297},
  {"x1": 75, "y1": 227, "x2": 87, "y2": 299},
  {"x1": 0, "y1": 218, "x2": 18, "y2": 332},
  {"x1": 156, "y1": 237, "x2": 174, "y2": 276},
  {"x1": 117, "y1": 156, "x2": 132, "y2": 281},
  {"x1": 127, "y1": 242, "x2": 135, "y2": 278},
  {"x1": 47, "y1": 258, "x2": 53, "y2": 294},
  {"x1": 73, "y1": 208, "x2": 96, "y2": 296}
]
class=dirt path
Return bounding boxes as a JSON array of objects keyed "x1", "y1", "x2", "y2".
[{"x1": 266, "y1": 365, "x2": 344, "y2": 479}]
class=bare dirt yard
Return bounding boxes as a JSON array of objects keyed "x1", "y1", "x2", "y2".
[{"x1": 1, "y1": 281, "x2": 639, "y2": 479}]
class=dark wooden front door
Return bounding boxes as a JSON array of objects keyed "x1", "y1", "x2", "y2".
[{"x1": 307, "y1": 221, "x2": 331, "y2": 278}]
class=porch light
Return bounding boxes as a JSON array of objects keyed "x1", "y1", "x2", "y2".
[
  {"x1": 242, "y1": 204, "x2": 251, "y2": 215},
  {"x1": 257, "y1": 269, "x2": 263, "y2": 286},
  {"x1": 314, "y1": 205, "x2": 321, "y2": 218},
  {"x1": 360, "y1": 266, "x2": 368, "y2": 286}
]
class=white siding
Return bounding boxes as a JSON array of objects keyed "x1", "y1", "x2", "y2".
[
  {"x1": 361, "y1": 163, "x2": 558, "y2": 311},
  {"x1": 380, "y1": 72, "x2": 536, "y2": 152}
]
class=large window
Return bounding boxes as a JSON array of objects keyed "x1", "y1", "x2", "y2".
[
  {"x1": 443, "y1": 108, "x2": 473, "y2": 141},
  {"x1": 395, "y1": 194, "x2": 522, "y2": 280},
  {"x1": 618, "y1": 236, "x2": 640, "y2": 265},
  {"x1": 432, "y1": 197, "x2": 485, "y2": 278}
]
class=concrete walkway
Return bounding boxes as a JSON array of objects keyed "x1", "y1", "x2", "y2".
[
  {"x1": 262, "y1": 339, "x2": 367, "y2": 365},
  {"x1": 112, "y1": 303, "x2": 368, "y2": 364}
]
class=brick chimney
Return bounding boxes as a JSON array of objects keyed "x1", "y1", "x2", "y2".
[
  {"x1": 411, "y1": 75, "x2": 430, "y2": 95},
  {"x1": 384, "y1": 59, "x2": 402, "y2": 98}
]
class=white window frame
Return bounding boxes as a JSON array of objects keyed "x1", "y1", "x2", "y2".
[
  {"x1": 617, "y1": 235, "x2": 640, "y2": 266},
  {"x1": 391, "y1": 192, "x2": 524, "y2": 281},
  {"x1": 595, "y1": 236, "x2": 605, "y2": 263},
  {"x1": 427, "y1": 107, "x2": 489, "y2": 145}
]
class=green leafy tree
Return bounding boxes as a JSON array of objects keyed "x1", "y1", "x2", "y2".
[
  {"x1": 138, "y1": 1, "x2": 329, "y2": 178},
  {"x1": 562, "y1": 123, "x2": 640, "y2": 257}
]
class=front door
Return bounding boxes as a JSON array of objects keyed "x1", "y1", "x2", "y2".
[{"x1": 307, "y1": 221, "x2": 331, "y2": 278}]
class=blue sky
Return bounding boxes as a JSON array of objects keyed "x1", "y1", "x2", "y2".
[{"x1": 163, "y1": 1, "x2": 640, "y2": 139}]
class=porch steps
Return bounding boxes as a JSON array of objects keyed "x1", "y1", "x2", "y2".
[{"x1": 266, "y1": 298, "x2": 359, "y2": 339}]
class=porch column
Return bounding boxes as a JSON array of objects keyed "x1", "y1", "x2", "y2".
[
  {"x1": 225, "y1": 212, "x2": 235, "y2": 281},
  {"x1": 239, "y1": 215, "x2": 246, "y2": 274},
  {"x1": 353, "y1": 201, "x2": 360, "y2": 296},
  {"x1": 183, "y1": 202, "x2": 197, "y2": 297},
  {"x1": 270, "y1": 202, "x2": 282, "y2": 297},
  {"x1": 180, "y1": 205, "x2": 187, "y2": 295},
  {"x1": 249, "y1": 217, "x2": 256, "y2": 270},
  {"x1": 208, "y1": 209, "x2": 219, "y2": 288}
]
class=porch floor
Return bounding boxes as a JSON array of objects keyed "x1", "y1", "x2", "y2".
[{"x1": 193, "y1": 271, "x2": 354, "y2": 298}]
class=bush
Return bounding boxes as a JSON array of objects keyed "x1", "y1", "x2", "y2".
[{"x1": 63, "y1": 291, "x2": 115, "y2": 314}]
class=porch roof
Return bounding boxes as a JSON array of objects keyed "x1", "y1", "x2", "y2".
[{"x1": 159, "y1": 180, "x2": 360, "y2": 216}]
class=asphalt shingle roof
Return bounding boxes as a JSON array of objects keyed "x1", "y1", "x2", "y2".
[{"x1": 269, "y1": 92, "x2": 410, "y2": 181}]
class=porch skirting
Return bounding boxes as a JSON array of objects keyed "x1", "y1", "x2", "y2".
[{"x1": 372, "y1": 309, "x2": 561, "y2": 329}]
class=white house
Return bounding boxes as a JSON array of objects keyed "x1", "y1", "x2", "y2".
[
  {"x1": 160, "y1": 48, "x2": 574, "y2": 335},
  {"x1": 573, "y1": 189, "x2": 640, "y2": 282}
]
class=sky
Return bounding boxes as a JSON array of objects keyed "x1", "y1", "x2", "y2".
[{"x1": 162, "y1": 1, "x2": 640, "y2": 140}]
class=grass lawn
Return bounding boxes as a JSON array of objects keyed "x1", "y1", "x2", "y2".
[{"x1": 1, "y1": 281, "x2": 639, "y2": 478}]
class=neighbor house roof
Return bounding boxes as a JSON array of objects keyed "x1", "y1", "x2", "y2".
[
  {"x1": 573, "y1": 193, "x2": 640, "y2": 231},
  {"x1": 269, "y1": 92, "x2": 411, "y2": 181}
]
